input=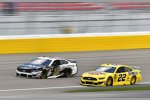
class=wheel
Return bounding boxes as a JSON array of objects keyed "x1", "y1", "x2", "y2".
[
  {"x1": 106, "y1": 77, "x2": 113, "y2": 86},
  {"x1": 40, "y1": 70, "x2": 48, "y2": 79},
  {"x1": 130, "y1": 76, "x2": 136, "y2": 85},
  {"x1": 64, "y1": 68, "x2": 72, "y2": 77}
]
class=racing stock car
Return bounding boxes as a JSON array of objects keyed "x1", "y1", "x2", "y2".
[
  {"x1": 16, "y1": 56, "x2": 78, "y2": 79},
  {"x1": 80, "y1": 64, "x2": 142, "y2": 86}
]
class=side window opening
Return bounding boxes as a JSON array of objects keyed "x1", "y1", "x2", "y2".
[
  {"x1": 52, "y1": 60, "x2": 61, "y2": 66},
  {"x1": 125, "y1": 67, "x2": 132, "y2": 72},
  {"x1": 116, "y1": 67, "x2": 126, "y2": 73},
  {"x1": 61, "y1": 60, "x2": 68, "y2": 64}
]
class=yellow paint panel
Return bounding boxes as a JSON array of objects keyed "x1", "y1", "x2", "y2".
[{"x1": 0, "y1": 35, "x2": 150, "y2": 54}]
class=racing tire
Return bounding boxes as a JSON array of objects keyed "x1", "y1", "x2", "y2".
[
  {"x1": 130, "y1": 76, "x2": 136, "y2": 85},
  {"x1": 64, "y1": 68, "x2": 72, "y2": 77},
  {"x1": 40, "y1": 70, "x2": 48, "y2": 79},
  {"x1": 106, "y1": 77, "x2": 113, "y2": 86}
]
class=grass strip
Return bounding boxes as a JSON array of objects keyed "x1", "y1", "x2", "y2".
[{"x1": 66, "y1": 85, "x2": 150, "y2": 93}]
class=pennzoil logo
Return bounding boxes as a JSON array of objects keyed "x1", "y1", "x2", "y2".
[{"x1": 88, "y1": 72, "x2": 103, "y2": 75}]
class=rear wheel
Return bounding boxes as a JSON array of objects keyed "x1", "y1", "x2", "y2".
[
  {"x1": 64, "y1": 68, "x2": 72, "y2": 77},
  {"x1": 130, "y1": 76, "x2": 136, "y2": 85},
  {"x1": 106, "y1": 77, "x2": 113, "y2": 86}
]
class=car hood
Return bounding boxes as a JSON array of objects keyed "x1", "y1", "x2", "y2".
[
  {"x1": 82, "y1": 71, "x2": 109, "y2": 78},
  {"x1": 18, "y1": 63, "x2": 44, "y2": 69}
]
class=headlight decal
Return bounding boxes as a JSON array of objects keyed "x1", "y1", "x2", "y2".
[{"x1": 99, "y1": 77, "x2": 105, "y2": 80}]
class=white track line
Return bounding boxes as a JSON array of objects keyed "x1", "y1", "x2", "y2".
[
  {"x1": 138, "y1": 82, "x2": 150, "y2": 84},
  {"x1": 0, "y1": 86, "x2": 83, "y2": 92},
  {"x1": 0, "y1": 31, "x2": 150, "y2": 40},
  {"x1": 0, "y1": 82, "x2": 149, "y2": 92}
]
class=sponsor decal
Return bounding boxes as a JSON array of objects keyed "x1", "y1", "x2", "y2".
[
  {"x1": 88, "y1": 72, "x2": 102, "y2": 75},
  {"x1": 114, "y1": 74, "x2": 117, "y2": 80}
]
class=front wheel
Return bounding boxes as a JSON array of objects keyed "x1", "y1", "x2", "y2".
[
  {"x1": 40, "y1": 70, "x2": 48, "y2": 79},
  {"x1": 106, "y1": 77, "x2": 113, "y2": 86}
]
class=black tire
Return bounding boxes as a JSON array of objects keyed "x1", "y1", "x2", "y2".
[
  {"x1": 40, "y1": 70, "x2": 48, "y2": 79},
  {"x1": 64, "y1": 68, "x2": 72, "y2": 77},
  {"x1": 106, "y1": 77, "x2": 113, "y2": 86},
  {"x1": 130, "y1": 76, "x2": 136, "y2": 85}
]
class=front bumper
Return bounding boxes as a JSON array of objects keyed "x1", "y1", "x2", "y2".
[
  {"x1": 16, "y1": 70, "x2": 42, "y2": 78},
  {"x1": 80, "y1": 78, "x2": 106, "y2": 86}
]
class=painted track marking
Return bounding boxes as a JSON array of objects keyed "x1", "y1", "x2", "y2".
[{"x1": 0, "y1": 86, "x2": 83, "y2": 92}]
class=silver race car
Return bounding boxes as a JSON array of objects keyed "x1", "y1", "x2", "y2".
[{"x1": 16, "y1": 56, "x2": 78, "y2": 79}]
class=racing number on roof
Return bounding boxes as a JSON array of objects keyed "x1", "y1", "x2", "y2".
[{"x1": 118, "y1": 74, "x2": 126, "y2": 82}]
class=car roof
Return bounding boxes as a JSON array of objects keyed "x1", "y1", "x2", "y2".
[
  {"x1": 100, "y1": 64, "x2": 130, "y2": 68},
  {"x1": 37, "y1": 56, "x2": 65, "y2": 61}
]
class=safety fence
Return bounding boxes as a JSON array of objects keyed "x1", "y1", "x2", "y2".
[{"x1": 0, "y1": 2, "x2": 150, "y2": 35}]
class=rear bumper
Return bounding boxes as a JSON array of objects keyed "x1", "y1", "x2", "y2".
[{"x1": 16, "y1": 70, "x2": 42, "y2": 78}]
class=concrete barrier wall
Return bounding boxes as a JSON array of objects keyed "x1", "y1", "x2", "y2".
[{"x1": 0, "y1": 33, "x2": 150, "y2": 54}]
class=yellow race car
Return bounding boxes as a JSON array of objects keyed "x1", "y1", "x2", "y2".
[{"x1": 80, "y1": 64, "x2": 142, "y2": 86}]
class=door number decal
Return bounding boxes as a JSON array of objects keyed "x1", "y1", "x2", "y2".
[{"x1": 118, "y1": 74, "x2": 126, "y2": 82}]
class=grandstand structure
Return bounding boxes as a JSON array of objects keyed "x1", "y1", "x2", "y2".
[{"x1": 0, "y1": 2, "x2": 150, "y2": 35}]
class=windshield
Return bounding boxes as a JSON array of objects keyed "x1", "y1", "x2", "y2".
[
  {"x1": 30, "y1": 58, "x2": 51, "y2": 66},
  {"x1": 95, "y1": 66, "x2": 116, "y2": 73}
]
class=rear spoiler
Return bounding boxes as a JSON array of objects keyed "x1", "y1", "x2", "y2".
[
  {"x1": 131, "y1": 66, "x2": 141, "y2": 69},
  {"x1": 68, "y1": 59, "x2": 77, "y2": 63}
]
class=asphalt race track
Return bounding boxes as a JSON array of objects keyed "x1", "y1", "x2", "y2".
[{"x1": 0, "y1": 49, "x2": 150, "y2": 99}]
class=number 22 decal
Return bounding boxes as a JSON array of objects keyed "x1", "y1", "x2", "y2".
[{"x1": 118, "y1": 74, "x2": 126, "y2": 82}]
